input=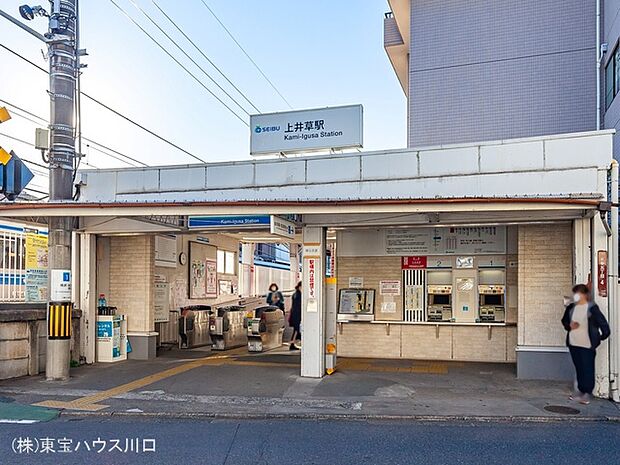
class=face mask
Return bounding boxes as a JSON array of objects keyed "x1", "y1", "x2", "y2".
[{"x1": 573, "y1": 293, "x2": 582, "y2": 303}]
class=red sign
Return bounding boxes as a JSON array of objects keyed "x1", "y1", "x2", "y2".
[
  {"x1": 598, "y1": 250, "x2": 608, "y2": 298},
  {"x1": 401, "y1": 256, "x2": 427, "y2": 269},
  {"x1": 308, "y1": 258, "x2": 317, "y2": 299}
]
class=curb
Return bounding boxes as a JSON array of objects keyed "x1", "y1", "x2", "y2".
[{"x1": 60, "y1": 410, "x2": 620, "y2": 423}]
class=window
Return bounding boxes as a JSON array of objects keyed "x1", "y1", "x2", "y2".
[
  {"x1": 605, "y1": 46, "x2": 620, "y2": 109},
  {"x1": 217, "y1": 249, "x2": 236, "y2": 275}
]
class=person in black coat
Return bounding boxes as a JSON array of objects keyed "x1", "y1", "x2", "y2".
[
  {"x1": 266, "y1": 283, "x2": 285, "y2": 312},
  {"x1": 289, "y1": 281, "x2": 302, "y2": 350},
  {"x1": 561, "y1": 284, "x2": 610, "y2": 404}
]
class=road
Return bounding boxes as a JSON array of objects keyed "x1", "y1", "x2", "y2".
[{"x1": 1, "y1": 416, "x2": 618, "y2": 465}]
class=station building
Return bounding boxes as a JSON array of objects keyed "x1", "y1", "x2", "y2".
[
  {"x1": 0, "y1": 0, "x2": 618, "y2": 402},
  {"x1": 1, "y1": 129, "x2": 617, "y2": 399}
]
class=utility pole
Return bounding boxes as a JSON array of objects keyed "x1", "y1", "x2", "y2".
[{"x1": 45, "y1": 0, "x2": 78, "y2": 380}]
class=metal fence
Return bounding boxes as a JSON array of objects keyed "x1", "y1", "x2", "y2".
[{"x1": 0, "y1": 226, "x2": 26, "y2": 302}]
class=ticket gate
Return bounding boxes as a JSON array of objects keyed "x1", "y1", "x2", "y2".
[
  {"x1": 246, "y1": 305, "x2": 285, "y2": 352},
  {"x1": 179, "y1": 305, "x2": 212, "y2": 349},
  {"x1": 209, "y1": 305, "x2": 247, "y2": 350}
]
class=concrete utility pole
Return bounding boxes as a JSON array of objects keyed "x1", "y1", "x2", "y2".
[{"x1": 46, "y1": 0, "x2": 78, "y2": 380}]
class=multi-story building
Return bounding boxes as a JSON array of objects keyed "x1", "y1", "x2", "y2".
[
  {"x1": 603, "y1": 1, "x2": 620, "y2": 159},
  {"x1": 385, "y1": 0, "x2": 599, "y2": 148}
]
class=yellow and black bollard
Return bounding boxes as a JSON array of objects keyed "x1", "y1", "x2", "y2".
[{"x1": 47, "y1": 302, "x2": 73, "y2": 340}]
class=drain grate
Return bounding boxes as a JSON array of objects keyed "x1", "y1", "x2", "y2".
[{"x1": 543, "y1": 405, "x2": 580, "y2": 415}]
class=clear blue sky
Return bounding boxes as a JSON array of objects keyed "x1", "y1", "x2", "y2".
[{"x1": 0, "y1": 0, "x2": 405, "y2": 193}]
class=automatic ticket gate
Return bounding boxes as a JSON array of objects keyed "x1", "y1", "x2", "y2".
[
  {"x1": 209, "y1": 305, "x2": 247, "y2": 350},
  {"x1": 246, "y1": 305, "x2": 285, "y2": 352},
  {"x1": 179, "y1": 305, "x2": 212, "y2": 349}
]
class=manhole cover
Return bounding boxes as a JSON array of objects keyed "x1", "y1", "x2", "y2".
[{"x1": 543, "y1": 405, "x2": 580, "y2": 415}]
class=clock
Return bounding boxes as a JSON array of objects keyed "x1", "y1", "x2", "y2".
[{"x1": 179, "y1": 252, "x2": 187, "y2": 265}]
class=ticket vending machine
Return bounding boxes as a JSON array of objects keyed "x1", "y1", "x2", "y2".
[{"x1": 452, "y1": 268, "x2": 478, "y2": 323}]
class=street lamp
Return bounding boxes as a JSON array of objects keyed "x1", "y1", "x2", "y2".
[{"x1": 18, "y1": 4, "x2": 48, "y2": 21}]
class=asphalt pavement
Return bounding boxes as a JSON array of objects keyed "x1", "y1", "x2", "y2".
[{"x1": 2, "y1": 416, "x2": 619, "y2": 465}]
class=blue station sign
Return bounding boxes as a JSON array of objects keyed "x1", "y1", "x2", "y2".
[{"x1": 188, "y1": 215, "x2": 271, "y2": 229}]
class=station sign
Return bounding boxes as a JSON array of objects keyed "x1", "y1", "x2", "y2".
[
  {"x1": 269, "y1": 215, "x2": 296, "y2": 239},
  {"x1": 188, "y1": 215, "x2": 270, "y2": 229},
  {"x1": 250, "y1": 104, "x2": 363, "y2": 155}
]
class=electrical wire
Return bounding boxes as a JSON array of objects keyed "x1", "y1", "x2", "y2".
[
  {"x1": 0, "y1": 131, "x2": 98, "y2": 170},
  {"x1": 152, "y1": 0, "x2": 260, "y2": 113},
  {"x1": 108, "y1": 0, "x2": 249, "y2": 128},
  {"x1": 198, "y1": 0, "x2": 293, "y2": 109},
  {"x1": 0, "y1": 98, "x2": 146, "y2": 167},
  {"x1": 127, "y1": 0, "x2": 257, "y2": 116},
  {"x1": 0, "y1": 42, "x2": 208, "y2": 164}
]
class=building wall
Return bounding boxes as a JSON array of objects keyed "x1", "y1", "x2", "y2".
[
  {"x1": 155, "y1": 234, "x2": 240, "y2": 311},
  {"x1": 517, "y1": 223, "x2": 573, "y2": 347},
  {"x1": 108, "y1": 236, "x2": 154, "y2": 333},
  {"x1": 408, "y1": 0, "x2": 596, "y2": 147},
  {"x1": 603, "y1": 0, "x2": 620, "y2": 159},
  {"x1": 337, "y1": 256, "x2": 403, "y2": 321},
  {"x1": 0, "y1": 308, "x2": 80, "y2": 380}
]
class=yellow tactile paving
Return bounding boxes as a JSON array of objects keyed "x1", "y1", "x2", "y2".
[
  {"x1": 337, "y1": 358, "x2": 449, "y2": 374},
  {"x1": 34, "y1": 354, "x2": 230, "y2": 411}
]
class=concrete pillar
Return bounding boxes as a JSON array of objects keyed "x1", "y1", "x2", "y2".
[
  {"x1": 591, "y1": 216, "x2": 610, "y2": 398},
  {"x1": 79, "y1": 233, "x2": 97, "y2": 364},
  {"x1": 240, "y1": 243, "x2": 255, "y2": 297},
  {"x1": 301, "y1": 226, "x2": 326, "y2": 378},
  {"x1": 289, "y1": 244, "x2": 300, "y2": 288}
]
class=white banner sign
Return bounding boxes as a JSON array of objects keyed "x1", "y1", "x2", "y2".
[
  {"x1": 307, "y1": 258, "x2": 317, "y2": 300},
  {"x1": 380, "y1": 280, "x2": 401, "y2": 295},
  {"x1": 250, "y1": 105, "x2": 363, "y2": 155},
  {"x1": 385, "y1": 226, "x2": 506, "y2": 256},
  {"x1": 50, "y1": 269, "x2": 71, "y2": 302},
  {"x1": 270, "y1": 215, "x2": 296, "y2": 239}
]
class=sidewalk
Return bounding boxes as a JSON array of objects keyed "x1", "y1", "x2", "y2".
[{"x1": 0, "y1": 346, "x2": 618, "y2": 422}]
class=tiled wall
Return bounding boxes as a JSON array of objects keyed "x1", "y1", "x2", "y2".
[
  {"x1": 517, "y1": 223, "x2": 573, "y2": 347},
  {"x1": 108, "y1": 235, "x2": 154, "y2": 333},
  {"x1": 408, "y1": 0, "x2": 596, "y2": 147},
  {"x1": 337, "y1": 323, "x2": 516, "y2": 363}
]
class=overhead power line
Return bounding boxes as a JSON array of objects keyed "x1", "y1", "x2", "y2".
[
  {"x1": 199, "y1": 0, "x2": 293, "y2": 109},
  {"x1": 0, "y1": 131, "x2": 98, "y2": 170},
  {"x1": 0, "y1": 98, "x2": 145, "y2": 167},
  {"x1": 152, "y1": 0, "x2": 260, "y2": 113},
  {"x1": 108, "y1": 0, "x2": 249, "y2": 127},
  {"x1": 127, "y1": 0, "x2": 259, "y2": 115},
  {"x1": 0, "y1": 42, "x2": 207, "y2": 164}
]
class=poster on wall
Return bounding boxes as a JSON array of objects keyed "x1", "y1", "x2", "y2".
[
  {"x1": 154, "y1": 275, "x2": 170, "y2": 323},
  {"x1": 25, "y1": 231, "x2": 48, "y2": 302},
  {"x1": 379, "y1": 280, "x2": 401, "y2": 295},
  {"x1": 188, "y1": 241, "x2": 217, "y2": 299},
  {"x1": 385, "y1": 226, "x2": 506, "y2": 256},
  {"x1": 338, "y1": 289, "x2": 375, "y2": 315},
  {"x1": 205, "y1": 259, "x2": 218, "y2": 297},
  {"x1": 190, "y1": 259, "x2": 206, "y2": 299}
]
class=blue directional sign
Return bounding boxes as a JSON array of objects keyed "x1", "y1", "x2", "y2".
[
  {"x1": 0, "y1": 151, "x2": 35, "y2": 200},
  {"x1": 188, "y1": 215, "x2": 271, "y2": 229}
]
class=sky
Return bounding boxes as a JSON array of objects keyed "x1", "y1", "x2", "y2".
[{"x1": 0, "y1": 0, "x2": 406, "y2": 195}]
